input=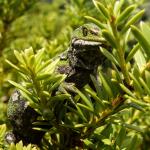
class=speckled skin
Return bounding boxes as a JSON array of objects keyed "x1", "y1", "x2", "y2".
[{"x1": 7, "y1": 90, "x2": 45, "y2": 145}]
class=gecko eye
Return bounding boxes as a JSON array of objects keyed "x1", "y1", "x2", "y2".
[{"x1": 82, "y1": 26, "x2": 88, "y2": 36}]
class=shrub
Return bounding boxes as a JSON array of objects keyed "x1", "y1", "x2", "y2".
[{"x1": 0, "y1": 0, "x2": 150, "y2": 149}]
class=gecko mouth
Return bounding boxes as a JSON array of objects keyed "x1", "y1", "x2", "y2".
[{"x1": 72, "y1": 39, "x2": 106, "y2": 47}]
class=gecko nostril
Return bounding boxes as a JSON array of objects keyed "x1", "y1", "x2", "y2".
[{"x1": 90, "y1": 29, "x2": 99, "y2": 35}]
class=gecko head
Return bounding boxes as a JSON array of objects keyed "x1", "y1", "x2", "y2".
[{"x1": 71, "y1": 23, "x2": 106, "y2": 47}]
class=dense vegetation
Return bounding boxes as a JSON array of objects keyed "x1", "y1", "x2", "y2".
[{"x1": 0, "y1": 0, "x2": 150, "y2": 149}]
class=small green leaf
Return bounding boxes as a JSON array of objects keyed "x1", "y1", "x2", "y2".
[
  {"x1": 124, "y1": 28, "x2": 131, "y2": 48},
  {"x1": 101, "y1": 124, "x2": 113, "y2": 138},
  {"x1": 114, "y1": 0, "x2": 124, "y2": 17},
  {"x1": 122, "y1": 10, "x2": 145, "y2": 32},
  {"x1": 99, "y1": 71, "x2": 113, "y2": 98},
  {"x1": 126, "y1": 43, "x2": 140, "y2": 62},
  {"x1": 128, "y1": 103, "x2": 144, "y2": 111},
  {"x1": 43, "y1": 75, "x2": 62, "y2": 86},
  {"x1": 41, "y1": 91, "x2": 50, "y2": 97},
  {"x1": 36, "y1": 59, "x2": 52, "y2": 73},
  {"x1": 116, "y1": 5, "x2": 135, "y2": 24},
  {"x1": 74, "y1": 124, "x2": 87, "y2": 128},
  {"x1": 38, "y1": 58, "x2": 59, "y2": 74},
  {"x1": 50, "y1": 94, "x2": 70, "y2": 102},
  {"x1": 93, "y1": 1, "x2": 109, "y2": 19},
  {"x1": 145, "y1": 71, "x2": 150, "y2": 89},
  {"x1": 24, "y1": 47, "x2": 34, "y2": 58},
  {"x1": 117, "y1": 102, "x2": 144, "y2": 112},
  {"x1": 10, "y1": 143, "x2": 16, "y2": 150},
  {"x1": 124, "y1": 95, "x2": 149, "y2": 107},
  {"x1": 26, "y1": 144, "x2": 32, "y2": 150},
  {"x1": 44, "y1": 58, "x2": 60, "y2": 74},
  {"x1": 21, "y1": 52, "x2": 28, "y2": 66},
  {"x1": 140, "y1": 22, "x2": 150, "y2": 45},
  {"x1": 36, "y1": 73, "x2": 51, "y2": 80},
  {"x1": 50, "y1": 75, "x2": 66, "y2": 91},
  {"x1": 102, "y1": 30, "x2": 117, "y2": 49},
  {"x1": 8, "y1": 80, "x2": 32, "y2": 97},
  {"x1": 0, "y1": 124, "x2": 6, "y2": 139},
  {"x1": 83, "y1": 139, "x2": 95, "y2": 149},
  {"x1": 131, "y1": 25, "x2": 150, "y2": 57},
  {"x1": 102, "y1": 138, "x2": 112, "y2": 145},
  {"x1": 65, "y1": 105, "x2": 79, "y2": 116},
  {"x1": 129, "y1": 73, "x2": 143, "y2": 94},
  {"x1": 74, "y1": 87, "x2": 94, "y2": 111},
  {"x1": 100, "y1": 47, "x2": 119, "y2": 66},
  {"x1": 85, "y1": 87, "x2": 105, "y2": 109},
  {"x1": 115, "y1": 127, "x2": 126, "y2": 147},
  {"x1": 119, "y1": 83, "x2": 135, "y2": 98},
  {"x1": 77, "y1": 103, "x2": 94, "y2": 112},
  {"x1": 90, "y1": 75, "x2": 102, "y2": 98},
  {"x1": 35, "y1": 48, "x2": 45, "y2": 71},
  {"x1": 14, "y1": 50, "x2": 25, "y2": 65},
  {"x1": 76, "y1": 105, "x2": 87, "y2": 122},
  {"x1": 5, "y1": 59, "x2": 22, "y2": 72},
  {"x1": 127, "y1": 135, "x2": 138, "y2": 150},
  {"x1": 123, "y1": 123, "x2": 143, "y2": 133},
  {"x1": 28, "y1": 55, "x2": 35, "y2": 69},
  {"x1": 112, "y1": 63, "x2": 122, "y2": 82},
  {"x1": 32, "y1": 121, "x2": 50, "y2": 126},
  {"x1": 139, "y1": 77, "x2": 150, "y2": 95},
  {"x1": 16, "y1": 141, "x2": 23, "y2": 150},
  {"x1": 84, "y1": 16, "x2": 106, "y2": 29},
  {"x1": 134, "y1": 50, "x2": 146, "y2": 69}
]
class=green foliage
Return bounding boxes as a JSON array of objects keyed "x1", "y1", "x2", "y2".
[
  {"x1": 0, "y1": 0, "x2": 150, "y2": 149},
  {"x1": 6, "y1": 47, "x2": 68, "y2": 118},
  {"x1": 0, "y1": 124, "x2": 6, "y2": 149},
  {"x1": 9, "y1": 141, "x2": 38, "y2": 150}
]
